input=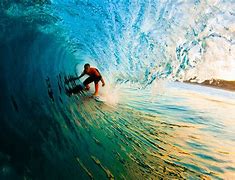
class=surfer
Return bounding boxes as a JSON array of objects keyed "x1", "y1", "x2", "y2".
[{"x1": 65, "y1": 63, "x2": 105, "y2": 96}]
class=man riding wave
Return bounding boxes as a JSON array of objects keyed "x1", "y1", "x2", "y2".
[{"x1": 65, "y1": 63, "x2": 105, "y2": 96}]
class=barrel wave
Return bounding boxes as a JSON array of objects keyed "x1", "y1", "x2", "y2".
[{"x1": 0, "y1": 0, "x2": 235, "y2": 179}]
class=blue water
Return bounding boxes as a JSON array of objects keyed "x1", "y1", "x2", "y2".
[{"x1": 0, "y1": 0, "x2": 235, "y2": 179}]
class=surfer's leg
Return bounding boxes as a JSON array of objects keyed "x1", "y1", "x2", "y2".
[
  {"x1": 83, "y1": 76, "x2": 95, "y2": 87},
  {"x1": 93, "y1": 76, "x2": 102, "y2": 96},
  {"x1": 93, "y1": 83, "x2": 99, "y2": 96}
]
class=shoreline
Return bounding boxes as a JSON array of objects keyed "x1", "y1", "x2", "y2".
[{"x1": 183, "y1": 79, "x2": 235, "y2": 92}]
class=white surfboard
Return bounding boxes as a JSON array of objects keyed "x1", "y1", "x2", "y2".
[{"x1": 94, "y1": 96, "x2": 106, "y2": 102}]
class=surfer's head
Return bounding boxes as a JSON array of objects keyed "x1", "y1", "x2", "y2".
[{"x1": 84, "y1": 63, "x2": 90, "y2": 73}]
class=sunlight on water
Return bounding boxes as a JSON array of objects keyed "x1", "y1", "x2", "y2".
[{"x1": 116, "y1": 81, "x2": 235, "y2": 179}]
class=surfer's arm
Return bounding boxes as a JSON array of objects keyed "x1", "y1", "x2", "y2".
[
  {"x1": 69, "y1": 72, "x2": 85, "y2": 81},
  {"x1": 95, "y1": 68, "x2": 105, "y2": 86},
  {"x1": 101, "y1": 77, "x2": 105, "y2": 86},
  {"x1": 77, "y1": 71, "x2": 85, "y2": 79}
]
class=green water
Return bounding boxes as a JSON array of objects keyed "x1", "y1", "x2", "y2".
[{"x1": 51, "y1": 82, "x2": 235, "y2": 179}]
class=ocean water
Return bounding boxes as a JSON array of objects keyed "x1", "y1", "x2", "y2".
[{"x1": 0, "y1": 0, "x2": 235, "y2": 179}]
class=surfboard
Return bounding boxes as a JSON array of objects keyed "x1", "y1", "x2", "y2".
[{"x1": 93, "y1": 96, "x2": 106, "y2": 102}]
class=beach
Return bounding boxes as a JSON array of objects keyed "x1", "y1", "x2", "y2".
[{"x1": 184, "y1": 79, "x2": 235, "y2": 92}]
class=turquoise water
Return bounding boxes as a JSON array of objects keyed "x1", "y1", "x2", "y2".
[
  {"x1": 115, "y1": 82, "x2": 235, "y2": 179},
  {"x1": 0, "y1": 0, "x2": 235, "y2": 179},
  {"x1": 43, "y1": 81, "x2": 234, "y2": 179}
]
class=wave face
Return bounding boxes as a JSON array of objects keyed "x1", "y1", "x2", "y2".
[{"x1": 0, "y1": 0, "x2": 235, "y2": 179}]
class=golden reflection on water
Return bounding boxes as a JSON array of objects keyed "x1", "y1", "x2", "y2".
[{"x1": 71, "y1": 83, "x2": 235, "y2": 179}]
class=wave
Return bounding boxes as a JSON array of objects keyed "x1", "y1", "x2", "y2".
[{"x1": 0, "y1": 0, "x2": 235, "y2": 179}]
